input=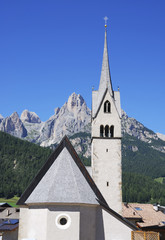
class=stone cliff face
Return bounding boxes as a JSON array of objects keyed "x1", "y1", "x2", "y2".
[
  {"x1": 0, "y1": 114, "x2": 3, "y2": 124},
  {"x1": 0, "y1": 93, "x2": 164, "y2": 156},
  {"x1": 157, "y1": 133, "x2": 165, "y2": 142},
  {"x1": 20, "y1": 110, "x2": 41, "y2": 124},
  {"x1": 38, "y1": 92, "x2": 91, "y2": 146},
  {"x1": 121, "y1": 110, "x2": 159, "y2": 142},
  {"x1": 121, "y1": 110, "x2": 165, "y2": 154},
  {"x1": 0, "y1": 112, "x2": 27, "y2": 138},
  {"x1": 0, "y1": 93, "x2": 91, "y2": 146}
]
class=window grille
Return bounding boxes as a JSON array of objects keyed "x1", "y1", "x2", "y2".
[{"x1": 131, "y1": 231, "x2": 160, "y2": 240}]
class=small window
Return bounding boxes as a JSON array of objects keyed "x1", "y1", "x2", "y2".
[
  {"x1": 106, "y1": 149, "x2": 108, "y2": 152},
  {"x1": 56, "y1": 213, "x2": 71, "y2": 229},
  {"x1": 134, "y1": 207, "x2": 142, "y2": 211},
  {"x1": 60, "y1": 218, "x2": 67, "y2": 225},
  {"x1": 104, "y1": 100, "x2": 111, "y2": 113},
  {"x1": 107, "y1": 182, "x2": 109, "y2": 186}
]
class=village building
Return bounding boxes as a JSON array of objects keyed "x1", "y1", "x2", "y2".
[
  {"x1": 0, "y1": 204, "x2": 19, "y2": 240},
  {"x1": 123, "y1": 203, "x2": 165, "y2": 239}
]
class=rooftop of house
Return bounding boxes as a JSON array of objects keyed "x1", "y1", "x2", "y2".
[
  {"x1": 0, "y1": 207, "x2": 20, "y2": 220},
  {"x1": 122, "y1": 203, "x2": 165, "y2": 228},
  {"x1": 0, "y1": 219, "x2": 19, "y2": 231},
  {"x1": 0, "y1": 203, "x2": 12, "y2": 208}
]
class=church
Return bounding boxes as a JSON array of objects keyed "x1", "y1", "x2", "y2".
[{"x1": 17, "y1": 23, "x2": 138, "y2": 240}]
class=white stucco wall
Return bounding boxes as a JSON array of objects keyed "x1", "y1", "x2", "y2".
[
  {"x1": 101, "y1": 209, "x2": 132, "y2": 240},
  {"x1": 18, "y1": 204, "x2": 134, "y2": 240},
  {"x1": 92, "y1": 138, "x2": 122, "y2": 214},
  {"x1": 18, "y1": 207, "x2": 47, "y2": 240},
  {"x1": 46, "y1": 206, "x2": 80, "y2": 240},
  {"x1": 18, "y1": 204, "x2": 98, "y2": 240}
]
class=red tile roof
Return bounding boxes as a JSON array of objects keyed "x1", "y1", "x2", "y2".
[{"x1": 122, "y1": 203, "x2": 165, "y2": 228}]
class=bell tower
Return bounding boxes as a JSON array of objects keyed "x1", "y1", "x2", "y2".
[{"x1": 91, "y1": 21, "x2": 122, "y2": 214}]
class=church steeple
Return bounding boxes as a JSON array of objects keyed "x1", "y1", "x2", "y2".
[
  {"x1": 92, "y1": 20, "x2": 115, "y2": 118},
  {"x1": 91, "y1": 19, "x2": 122, "y2": 214},
  {"x1": 98, "y1": 25, "x2": 113, "y2": 97}
]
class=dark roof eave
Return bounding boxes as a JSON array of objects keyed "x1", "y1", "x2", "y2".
[
  {"x1": 138, "y1": 224, "x2": 165, "y2": 230},
  {"x1": 125, "y1": 217, "x2": 143, "y2": 221}
]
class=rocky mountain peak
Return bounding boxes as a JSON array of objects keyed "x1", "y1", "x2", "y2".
[
  {"x1": 54, "y1": 107, "x2": 60, "y2": 115},
  {"x1": 0, "y1": 114, "x2": 4, "y2": 124},
  {"x1": 20, "y1": 110, "x2": 41, "y2": 123},
  {"x1": 37, "y1": 93, "x2": 91, "y2": 147},
  {"x1": 0, "y1": 112, "x2": 27, "y2": 138},
  {"x1": 121, "y1": 109, "x2": 160, "y2": 145},
  {"x1": 67, "y1": 92, "x2": 86, "y2": 112},
  {"x1": 11, "y1": 112, "x2": 20, "y2": 119}
]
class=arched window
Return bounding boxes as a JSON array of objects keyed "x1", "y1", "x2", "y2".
[
  {"x1": 104, "y1": 100, "x2": 111, "y2": 113},
  {"x1": 100, "y1": 125, "x2": 104, "y2": 137},
  {"x1": 105, "y1": 125, "x2": 109, "y2": 137},
  {"x1": 110, "y1": 125, "x2": 114, "y2": 137}
]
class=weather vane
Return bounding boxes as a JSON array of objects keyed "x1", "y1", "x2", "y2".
[{"x1": 104, "y1": 16, "x2": 108, "y2": 27}]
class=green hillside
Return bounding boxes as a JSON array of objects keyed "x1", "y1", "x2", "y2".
[
  {"x1": 0, "y1": 131, "x2": 52, "y2": 198},
  {"x1": 122, "y1": 172, "x2": 165, "y2": 205},
  {"x1": 122, "y1": 134, "x2": 165, "y2": 178}
]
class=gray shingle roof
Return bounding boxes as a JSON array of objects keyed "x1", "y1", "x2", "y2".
[{"x1": 17, "y1": 136, "x2": 107, "y2": 206}]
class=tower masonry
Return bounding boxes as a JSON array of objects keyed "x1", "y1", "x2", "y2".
[{"x1": 91, "y1": 25, "x2": 122, "y2": 214}]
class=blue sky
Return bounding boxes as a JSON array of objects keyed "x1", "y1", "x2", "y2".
[{"x1": 0, "y1": 0, "x2": 165, "y2": 134}]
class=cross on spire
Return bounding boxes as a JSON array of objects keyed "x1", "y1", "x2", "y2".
[{"x1": 104, "y1": 16, "x2": 108, "y2": 27}]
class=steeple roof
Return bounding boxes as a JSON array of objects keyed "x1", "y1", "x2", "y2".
[
  {"x1": 92, "y1": 26, "x2": 114, "y2": 118},
  {"x1": 98, "y1": 26, "x2": 113, "y2": 97}
]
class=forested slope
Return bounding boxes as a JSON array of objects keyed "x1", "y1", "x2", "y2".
[
  {"x1": 0, "y1": 131, "x2": 52, "y2": 198},
  {"x1": 122, "y1": 134, "x2": 165, "y2": 178}
]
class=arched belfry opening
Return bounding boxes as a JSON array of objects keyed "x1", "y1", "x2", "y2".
[
  {"x1": 104, "y1": 100, "x2": 111, "y2": 113},
  {"x1": 110, "y1": 125, "x2": 114, "y2": 137},
  {"x1": 100, "y1": 125, "x2": 104, "y2": 137},
  {"x1": 105, "y1": 125, "x2": 109, "y2": 137}
]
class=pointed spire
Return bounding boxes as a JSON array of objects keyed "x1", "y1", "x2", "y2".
[{"x1": 98, "y1": 21, "x2": 113, "y2": 97}]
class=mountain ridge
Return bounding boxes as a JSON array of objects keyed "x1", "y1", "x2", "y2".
[{"x1": 0, "y1": 92, "x2": 165, "y2": 155}]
